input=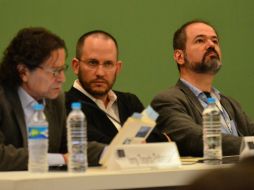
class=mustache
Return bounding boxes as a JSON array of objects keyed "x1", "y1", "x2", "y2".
[
  {"x1": 90, "y1": 77, "x2": 108, "y2": 84},
  {"x1": 204, "y1": 47, "x2": 220, "y2": 60}
]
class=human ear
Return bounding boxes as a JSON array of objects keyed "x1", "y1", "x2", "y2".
[
  {"x1": 115, "y1": 60, "x2": 122, "y2": 75},
  {"x1": 17, "y1": 64, "x2": 29, "y2": 82},
  {"x1": 174, "y1": 49, "x2": 185, "y2": 66},
  {"x1": 71, "y1": 58, "x2": 80, "y2": 75}
]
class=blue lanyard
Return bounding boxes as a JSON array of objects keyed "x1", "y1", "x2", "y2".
[{"x1": 215, "y1": 103, "x2": 233, "y2": 134}]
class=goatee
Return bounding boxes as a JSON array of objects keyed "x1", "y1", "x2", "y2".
[{"x1": 185, "y1": 47, "x2": 221, "y2": 74}]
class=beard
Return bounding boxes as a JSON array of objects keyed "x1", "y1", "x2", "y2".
[
  {"x1": 78, "y1": 71, "x2": 116, "y2": 98},
  {"x1": 184, "y1": 47, "x2": 222, "y2": 74}
]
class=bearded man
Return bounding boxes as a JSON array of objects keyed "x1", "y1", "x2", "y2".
[
  {"x1": 151, "y1": 20, "x2": 254, "y2": 157},
  {"x1": 66, "y1": 30, "x2": 165, "y2": 146}
]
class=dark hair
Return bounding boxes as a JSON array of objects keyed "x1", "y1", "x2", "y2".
[
  {"x1": 173, "y1": 19, "x2": 218, "y2": 51},
  {"x1": 173, "y1": 20, "x2": 218, "y2": 71},
  {"x1": 0, "y1": 27, "x2": 67, "y2": 87},
  {"x1": 75, "y1": 30, "x2": 119, "y2": 59}
]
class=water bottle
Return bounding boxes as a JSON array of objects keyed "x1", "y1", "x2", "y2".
[
  {"x1": 28, "y1": 103, "x2": 48, "y2": 172},
  {"x1": 67, "y1": 102, "x2": 87, "y2": 172},
  {"x1": 202, "y1": 97, "x2": 222, "y2": 165}
]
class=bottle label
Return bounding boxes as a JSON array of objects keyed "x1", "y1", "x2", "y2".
[{"x1": 28, "y1": 126, "x2": 48, "y2": 139}]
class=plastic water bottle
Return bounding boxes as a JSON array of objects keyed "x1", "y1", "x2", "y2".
[
  {"x1": 202, "y1": 97, "x2": 222, "y2": 165},
  {"x1": 28, "y1": 103, "x2": 48, "y2": 172},
  {"x1": 67, "y1": 102, "x2": 87, "y2": 172}
]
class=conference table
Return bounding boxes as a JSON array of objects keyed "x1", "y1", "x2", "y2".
[{"x1": 0, "y1": 159, "x2": 233, "y2": 190}]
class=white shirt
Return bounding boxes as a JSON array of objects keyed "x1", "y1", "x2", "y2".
[
  {"x1": 18, "y1": 87, "x2": 38, "y2": 127},
  {"x1": 18, "y1": 87, "x2": 65, "y2": 166},
  {"x1": 73, "y1": 79, "x2": 121, "y2": 130}
]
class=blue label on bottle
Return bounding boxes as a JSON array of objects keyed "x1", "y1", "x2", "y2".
[{"x1": 28, "y1": 126, "x2": 48, "y2": 139}]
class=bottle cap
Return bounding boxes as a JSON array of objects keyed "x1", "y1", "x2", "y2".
[
  {"x1": 207, "y1": 97, "x2": 215, "y2": 104},
  {"x1": 71, "y1": 102, "x2": 81, "y2": 109},
  {"x1": 33, "y1": 103, "x2": 44, "y2": 111}
]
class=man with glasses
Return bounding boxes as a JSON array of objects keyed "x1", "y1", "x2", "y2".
[
  {"x1": 0, "y1": 27, "x2": 104, "y2": 170},
  {"x1": 66, "y1": 30, "x2": 164, "y2": 147}
]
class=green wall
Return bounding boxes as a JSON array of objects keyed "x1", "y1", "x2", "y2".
[{"x1": 1, "y1": 0, "x2": 254, "y2": 118}]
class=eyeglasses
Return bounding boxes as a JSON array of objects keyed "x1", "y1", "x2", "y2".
[
  {"x1": 78, "y1": 59, "x2": 116, "y2": 70},
  {"x1": 38, "y1": 64, "x2": 69, "y2": 77}
]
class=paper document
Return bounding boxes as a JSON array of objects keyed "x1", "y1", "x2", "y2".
[{"x1": 99, "y1": 106, "x2": 158, "y2": 165}]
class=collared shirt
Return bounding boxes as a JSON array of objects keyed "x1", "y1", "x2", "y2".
[
  {"x1": 73, "y1": 79, "x2": 121, "y2": 130},
  {"x1": 18, "y1": 87, "x2": 65, "y2": 166},
  {"x1": 180, "y1": 78, "x2": 238, "y2": 136},
  {"x1": 18, "y1": 87, "x2": 39, "y2": 127}
]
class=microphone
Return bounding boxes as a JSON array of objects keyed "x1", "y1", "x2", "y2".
[{"x1": 77, "y1": 100, "x2": 122, "y2": 126}]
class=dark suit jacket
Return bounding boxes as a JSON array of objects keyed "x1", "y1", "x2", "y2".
[
  {"x1": 0, "y1": 84, "x2": 67, "y2": 171},
  {"x1": 0, "y1": 85, "x2": 105, "y2": 170},
  {"x1": 151, "y1": 80, "x2": 254, "y2": 156},
  {"x1": 66, "y1": 87, "x2": 145, "y2": 144}
]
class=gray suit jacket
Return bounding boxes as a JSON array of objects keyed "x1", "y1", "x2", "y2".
[
  {"x1": 151, "y1": 80, "x2": 254, "y2": 156},
  {"x1": 0, "y1": 85, "x2": 104, "y2": 170}
]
